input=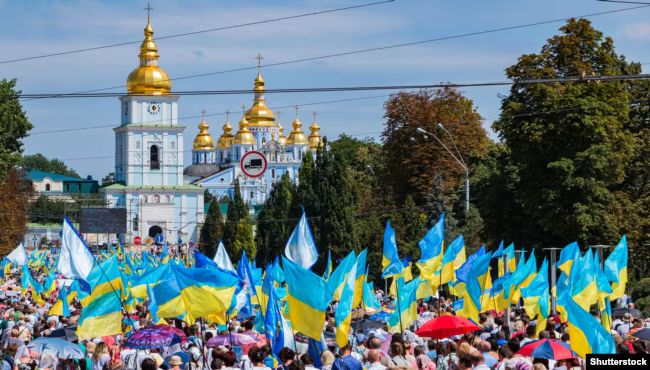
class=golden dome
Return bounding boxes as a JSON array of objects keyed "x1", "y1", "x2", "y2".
[
  {"x1": 233, "y1": 109, "x2": 257, "y2": 145},
  {"x1": 277, "y1": 112, "x2": 287, "y2": 146},
  {"x1": 308, "y1": 113, "x2": 322, "y2": 152},
  {"x1": 193, "y1": 112, "x2": 215, "y2": 150},
  {"x1": 286, "y1": 110, "x2": 309, "y2": 146},
  {"x1": 245, "y1": 56, "x2": 275, "y2": 126},
  {"x1": 126, "y1": 19, "x2": 171, "y2": 95},
  {"x1": 217, "y1": 119, "x2": 234, "y2": 148}
]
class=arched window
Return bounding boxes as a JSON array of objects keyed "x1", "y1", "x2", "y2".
[
  {"x1": 150, "y1": 145, "x2": 160, "y2": 169},
  {"x1": 219, "y1": 152, "x2": 223, "y2": 163},
  {"x1": 236, "y1": 148, "x2": 240, "y2": 160},
  {"x1": 250, "y1": 191, "x2": 254, "y2": 199},
  {"x1": 262, "y1": 137, "x2": 267, "y2": 146},
  {"x1": 298, "y1": 150, "x2": 302, "y2": 160},
  {"x1": 142, "y1": 195, "x2": 148, "y2": 203},
  {"x1": 271, "y1": 169, "x2": 276, "y2": 178},
  {"x1": 166, "y1": 195, "x2": 172, "y2": 203},
  {"x1": 45, "y1": 183, "x2": 50, "y2": 191},
  {"x1": 136, "y1": 140, "x2": 141, "y2": 150}
]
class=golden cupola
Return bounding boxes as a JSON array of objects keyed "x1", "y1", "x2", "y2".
[
  {"x1": 277, "y1": 111, "x2": 287, "y2": 146},
  {"x1": 286, "y1": 107, "x2": 309, "y2": 146},
  {"x1": 126, "y1": 17, "x2": 171, "y2": 95},
  {"x1": 244, "y1": 54, "x2": 276, "y2": 126},
  {"x1": 233, "y1": 107, "x2": 257, "y2": 145},
  {"x1": 308, "y1": 112, "x2": 322, "y2": 152},
  {"x1": 217, "y1": 110, "x2": 234, "y2": 149},
  {"x1": 193, "y1": 111, "x2": 215, "y2": 150}
]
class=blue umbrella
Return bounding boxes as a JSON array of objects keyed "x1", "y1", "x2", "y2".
[{"x1": 27, "y1": 338, "x2": 85, "y2": 359}]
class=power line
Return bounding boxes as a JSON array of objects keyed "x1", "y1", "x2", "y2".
[
  {"x1": 21, "y1": 4, "x2": 650, "y2": 99},
  {"x1": 13, "y1": 73, "x2": 650, "y2": 99},
  {"x1": 0, "y1": 0, "x2": 394, "y2": 65}
]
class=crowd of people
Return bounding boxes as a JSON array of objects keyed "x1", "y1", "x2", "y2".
[{"x1": 0, "y1": 267, "x2": 648, "y2": 370}]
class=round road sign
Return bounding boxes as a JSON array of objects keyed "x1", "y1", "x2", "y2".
[
  {"x1": 144, "y1": 236, "x2": 153, "y2": 246},
  {"x1": 240, "y1": 151, "x2": 267, "y2": 178},
  {"x1": 133, "y1": 236, "x2": 142, "y2": 245},
  {"x1": 155, "y1": 234, "x2": 164, "y2": 244}
]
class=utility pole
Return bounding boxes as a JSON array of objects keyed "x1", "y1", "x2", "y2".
[{"x1": 545, "y1": 247, "x2": 563, "y2": 314}]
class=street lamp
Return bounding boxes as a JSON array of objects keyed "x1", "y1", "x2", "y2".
[{"x1": 415, "y1": 126, "x2": 470, "y2": 213}]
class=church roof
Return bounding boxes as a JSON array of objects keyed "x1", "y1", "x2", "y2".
[{"x1": 183, "y1": 163, "x2": 220, "y2": 177}]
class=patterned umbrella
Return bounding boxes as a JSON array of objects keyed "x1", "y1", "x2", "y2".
[
  {"x1": 27, "y1": 338, "x2": 85, "y2": 359},
  {"x1": 124, "y1": 326, "x2": 187, "y2": 349},
  {"x1": 517, "y1": 339, "x2": 578, "y2": 360},
  {"x1": 206, "y1": 333, "x2": 258, "y2": 347}
]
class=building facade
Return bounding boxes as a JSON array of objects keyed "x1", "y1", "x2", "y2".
[
  {"x1": 100, "y1": 18, "x2": 204, "y2": 242},
  {"x1": 27, "y1": 170, "x2": 99, "y2": 201}
]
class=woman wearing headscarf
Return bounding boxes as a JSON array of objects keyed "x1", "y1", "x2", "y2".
[
  {"x1": 12, "y1": 346, "x2": 36, "y2": 370},
  {"x1": 37, "y1": 354, "x2": 58, "y2": 370},
  {"x1": 416, "y1": 355, "x2": 435, "y2": 370}
]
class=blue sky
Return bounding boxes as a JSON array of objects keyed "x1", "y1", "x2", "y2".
[{"x1": 2, "y1": 0, "x2": 649, "y2": 180}]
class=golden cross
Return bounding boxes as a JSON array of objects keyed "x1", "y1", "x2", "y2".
[
  {"x1": 255, "y1": 53, "x2": 264, "y2": 68},
  {"x1": 201, "y1": 109, "x2": 206, "y2": 120},
  {"x1": 242, "y1": 105, "x2": 247, "y2": 115},
  {"x1": 313, "y1": 111, "x2": 317, "y2": 121},
  {"x1": 277, "y1": 111, "x2": 281, "y2": 122},
  {"x1": 295, "y1": 106, "x2": 300, "y2": 119},
  {"x1": 225, "y1": 109, "x2": 230, "y2": 122},
  {"x1": 144, "y1": 3, "x2": 153, "y2": 19}
]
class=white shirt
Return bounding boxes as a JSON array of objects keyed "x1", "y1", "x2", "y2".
[{"x1": 367, "y1": 362, "x2": 386, "y2": 370}]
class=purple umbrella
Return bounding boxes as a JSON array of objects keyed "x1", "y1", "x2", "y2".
[
  {"x1": 124, "y1": 328, "x2": 185, "y2": 349},
  {"x1": 206, "y1": 333, "x2": 258, "y2": 348}
]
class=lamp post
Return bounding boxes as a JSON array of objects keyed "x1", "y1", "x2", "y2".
[{"x1": 415, "y1": 126, "x2": 470, "y2": 213}]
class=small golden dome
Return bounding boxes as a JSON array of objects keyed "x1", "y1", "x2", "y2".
[
  {"x1": 286, "y1": 111, "x2": 309, "y2": 146},
  {"x1": 277, "y1": 113, "x2": 287, "y2": 146},
  {"x1": 245, "y1": 56, "x2": 275, "y2": 126},
  {"x1": 308, "y1": 113, "x2": 322, "y2": 152},
  {"x1": 193, "y1": 112, "x2": 215, "y2": 150},
  {"x1": 126, "y1": 19, "x2": 171, "y2": 95},
  {"x1": 217, "y1": 120, "x2": 234, "y2": 148},
  {"x1": 233, "y1": 110, "x2": 257, "y2": 146}
]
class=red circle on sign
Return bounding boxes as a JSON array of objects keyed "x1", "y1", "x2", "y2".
[
  {"x1": 240, "y1": 151, "x2": 268, "y2": 178},
  {"x1": 134, "y1": 236, "x2": 142, "y2": 245}
]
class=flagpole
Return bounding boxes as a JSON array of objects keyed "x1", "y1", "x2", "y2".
[
  {"x1": 504, "y1": 252, "x2": 511, "y2": 331},
  {"x1": 395, "y1": 277, "x2": 404, "y2": 333}
]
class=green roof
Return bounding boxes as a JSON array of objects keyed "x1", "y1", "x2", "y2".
[
  {"x1": 27, "y1": 222, "x2": 78, "y2": 229},
  {"x1": 26, "y1": 170, "x2": 95, "y2": 182},
  {"x1": 102, "y1": 183, "x2": 203, "y2": 190}
]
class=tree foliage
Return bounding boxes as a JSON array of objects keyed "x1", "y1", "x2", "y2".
[
  {"x1": 222, "y1": 179, "x2": 253, "y2": 262},
  {"x1": 101, "y1": 172, "x2": 116, "y2": 187},
  {"x1": 22, "y1": 153, "x2": 80, "y2": 178},
  {"x1": 0, "y1": 168, "x2": 33, "y2": 258},
  {"x1": 0, "y1": 79, "x2": 32, "y2": 181},
  {"x1": 199, "y1": 198, "x2": 223, "y2": 258},
  {"x1": 255, "y1": 172, "x2": 293, "y2": 266}
]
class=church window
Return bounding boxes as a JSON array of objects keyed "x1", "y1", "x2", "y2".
[
  {"x1": 220, "y1": 178, "x2": 225, "y2": 183},
  {"x1": 166, "y1": 195, "x2": 172, "y2": 203},
  {"x1": 77, "y1": 184, "x2": 82, "y2": 192},
  {"x1": 154, "y1": 194, "x2": 160, "y2": 203},
  {"x1": 219, "y1": 152, "x2": 223, "y2": 163},
  {"x1": 298, "y1": 150, "x2": 302, "y2": 160},
  {"x1": 262, "y1": 137, "x2": 267, "y2": 146},
  {"x1": 170, "y1": 141, "x2": 176, "y2": 150},
  {"x1": 65, "y1": 184, "x2": 70, "y2": 192},
  {"x1": 133, "y1": 216, "x2": 139, "y2": 231},
  {"x1": 45, "y1": 183, "x2": 50, "y2": 191},
  {"x1": 271, "y1": 169, "x2": 276, "y2": 178},
  {"x1": 250, "y1": 191, "x2": 254, "y2": 199},
  {"x1": 150, "y1": 145, "x2": 160, "y2": 169},
  {"x1": 236, "y1": 148, "x2": 240, "y2": 160},
  {"x1": 136, "y1": 140, "x2": 141, "y2": 150}
]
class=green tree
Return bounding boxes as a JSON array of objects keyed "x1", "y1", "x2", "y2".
[
  {"x1": 101, "y1": 172, "x2": 116, "y2": 187},
  {"x1": 204, "y1": 189, "x2": 215, "y2": 205},
  {"x1": 0, "y1": 79, "x2": 32, "y2": 181},
  {"x1": 22, "y1": 153, "x2": 79, "y2": 177},
  {"x1": 255, "y1": 172, "x2": 294, "y2": 266},
  {"x1": 0, "y1": 168, "x2": 33, "y2": 257},
  {"x1": 329, "y1": 134, "x2": 375, "y2": 166},
  {"x1": 28, "y1": 195, "x2": 66, "y2": 224},
  {"x1": 199, "y1": 198, "x2": 224, "y2": 258},
  {"x1": 493, "y1": 18, "x2": 634, "y2": 247},
  {"x1": 222, "y1": 179, "x2": 249, "y2": 261},
  {"x1": 233, "y1": 220, "x2": 256, "y2": 260},
  {"x1": 393, "y1": 195, "x2": 426, "y2": 262}
]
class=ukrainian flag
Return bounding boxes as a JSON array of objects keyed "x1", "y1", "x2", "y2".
[
  {"x1": 352, "y1": 249, "x2": 367, "y2": 308},
  {"x1": 472, "y1": 252, "x2": 493, "y2": 292},
  {"x1": 81, "y1": 256, "x2": 124, "y2": 307},
  {"x1": 522, "y1": 258, "x2": 549, "y2": 337},
  {"x1": 401, "y1": 257, "x2": 414, "y2": 282},
  {"x1": 490, "y1": 272, "x2": 512, "y2": 312},
  {"x1": 510, "y1": 252, "x2": 537, "y2": 304},
  {"x1": 324, "y1": 251, "x2": 332, "y2": 280},
  {"x1": 554, "y1": 272, "x2": 569, "y2": 322},
  {"x1": 76, "y1": 292, "x2": 123, "y2": 340},
  {"x1": 50, "y1": 286, "x2": 78, "y2": 316},
  {"x1": 604, "y1": 235, "x2": 628, "y2": 301},
  {"x1": 558, "y1": 242, "x2": 580, "y2": 277},
  {"x1": 458, "y1": 265, "x2": 482, "y2": 322},
  {"x1": 335, "y1": 261, "x2": 358, "y2": 347},
  {"x1": 382, "y1": 221, "x2": 403, "y2": 278},
  {"x1": 565, "y1": 292, "x2": 616, "y2": 357},
  {"x1": 130, "y1": 263, "x2": 173, "y2": 299},
  {"x1": 327, "y1": 251, "x2": 356, "y2": 300},
  {"x1": 453, "y1": 245, "x2": 486, "y2": 298},
  {"x1": 44, "y1": 271, "x2": 57, "y2": 297},
  {"x1": 22, "y1": 265, "x2": 44, "y2": 295},
  {"x1": 387, "y1": 277, "x2": 418, "y2": 332},
  {"x1": 416, "y1": 213, "x2": 444, "y2": 280},
  {"x1": 569, "y1": 249, "x2": 598, "y2": 312},
  {"x1": 498, "y1": 243, "x2": 516, "y2": 277},
  {"x1": 593, "y1": 251, "x2": 612, "y2": 308},
  {"x1": 601, "y1": 297, "x2": 612, "y2": 332},
  {"x1": 414, "y1": 276, "x2": 436, "y2": 300},
  {"x1": 438, "y1": 235, "x2": 465, "y2": 285},
  {"x1": 282, "y1": 257, "x2": 333, "y2": 340},
  {"x1": 362, "y1": 275, "x2": 381, "y2": 310}
]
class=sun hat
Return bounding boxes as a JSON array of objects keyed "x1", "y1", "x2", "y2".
[{"x1": 170, "y1": 356, "x2": 183, "y2": 366}]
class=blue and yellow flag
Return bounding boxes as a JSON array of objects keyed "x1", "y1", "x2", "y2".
[
  {"x1": 565, "y1": 292, "x2": 616, "y2": 357},
  {"x1": 453, "y1": 245, "x2": 486, "y2": 298},
  {"x1": 130, "y1": 263, "x2": 173, "y2": 298},
  {"x1": 569, "y1": 249, "x2": 598, "y2": 312},
  {"x1": 76, "y1": 292, "x2": 123, "y2": 340},
  {"x1": 335, "y1": 261, "x2": 358, "y2": 347},
  {"x1": 554, "y1": 272, "x2": 569, "y2": 322},
  {"x1": 604, "y1": 235, "x2": 628, "y2": 301},
  {"x1": 601, "y1": 297, "x2": 612, "y2": 332},
  {"x1": 438, "y1": 235, "x2": 466, "y2": 284},
  {"x1": 522, "y1": 258, "x2": 549, "y2": 337},
  {"x1": 382, "y1": 221, "x2": 403, "y2": 278},
  {"x1": 387, "y1": 277, "x2": 418, "y2": 332},
  {"x1": 362, "y1": 275, "x2": 381, "y2": 311},
  {"x1": 265, "y1": 275, "x2": 295, "y2": 356},
  {"x1": 401, "y1": 257, "x2": 413, "y2": 282},
  {"x1": 593, "y1": 251, "x2": 612, "y2": 308},
  {"x1": 498, "y1": 243, "x2": 516, "y2": 277},
  {"x1": 22, "y1": 265, "x2": 44, "y2": 295},
  {"x1": 558, "y1": 242, "x2": 580, "y2": 277},
  {"x1": 327, "y1": 251, "x2": 356, "y2": 301},
  {"x1": 324, "y1": 251, "x2": 332, "y2": 280},
  {"x1": 416, "y1": 213, "x2": 444, "y2": 280},
  {"x1": 352, "y1": 249, "x2": 367, "y2": 308},
  {"x1": 50, "y1": 286, "x2": 78, "y2": 316},
  {"x1": 81, "y1": 255, "x2": 124, "y2": 307},
  {"x1": 458, "y1": 265, "x2": 482, "y2": 322},
  {"x1": 44, "y1": 271, "x2": 57, "y2": 297},
  {"x1": 282, "y1": 257, "x2": 333, "y2": 340}
]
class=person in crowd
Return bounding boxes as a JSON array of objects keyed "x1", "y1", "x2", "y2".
[
  {"x1": 365, "y1": 350, "x2": 386, "y2": 370},
  {"x1": 299, "y1": 355, "x2": 317, "y2": 370},
  {"x1": 332, "y1": 344, "x2": 362, "y2": 370},
  {"x1": 250, "y1": 348, "x2": 271, "y2": 370},
  {"x1": 389, "y1": 342, "x2": 411, "y2": 367},
  {"x1": 320, "y1": 351, "x2": 335, "y2": 370},
  {"x1": 91, "y1": 343, "x2": 110, "y2": 370}
]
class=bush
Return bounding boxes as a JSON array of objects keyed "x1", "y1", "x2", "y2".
[{"x1": 631, "y1": 278, "x2": 650, "y2": 302}]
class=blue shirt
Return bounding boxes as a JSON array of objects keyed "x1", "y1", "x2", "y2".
[
  {"x1": 426, "y1": 351, "x2": 437, "y2": 361},
  {"x1": 482, "y1": 353, "x2": 497, "y2": 368},
  {"x1": 332, "y1": 355, "x2": 363, "y2": 370}
]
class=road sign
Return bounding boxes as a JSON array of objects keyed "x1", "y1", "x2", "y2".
[
  {"x1": 240, "y1": 151, "x2": 267, "y2": 178},
  {"x1": 78, "y1": 233, "x2": 83, "y2": 239},
  {"x1": 133, "y1": 236, "x2": 142, "y2": 245},
  {"x1": 144, "y1": 237, "x2": 153, "y2": 246},
  {"x1": 155, "y1": 234, "x2": 164, "y2": 244},
  {"x1": 177, "y1": 238, "x2": 182, "y2": 244}
]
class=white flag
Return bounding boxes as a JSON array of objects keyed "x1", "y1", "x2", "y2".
[
  {"x1": 213, "y1": 240, "x2": 235, "y2": 272},
  {"x1": 57, "y1": 218, "x2": 94, "y2": 291},
  {"x1": 6, "y1": 243, "x2": 28, "y2": 266},
  {"x1": 284, "y1": 211, "x2": 318, "y2": 269}
]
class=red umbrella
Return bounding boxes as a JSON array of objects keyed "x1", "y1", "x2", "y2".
[
  {"x1": 517, "y1": 339, "x2": 577, "y2": 360},
  {"x1": 415, "y1": 315, "x2": 481, "y2": 338}
]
